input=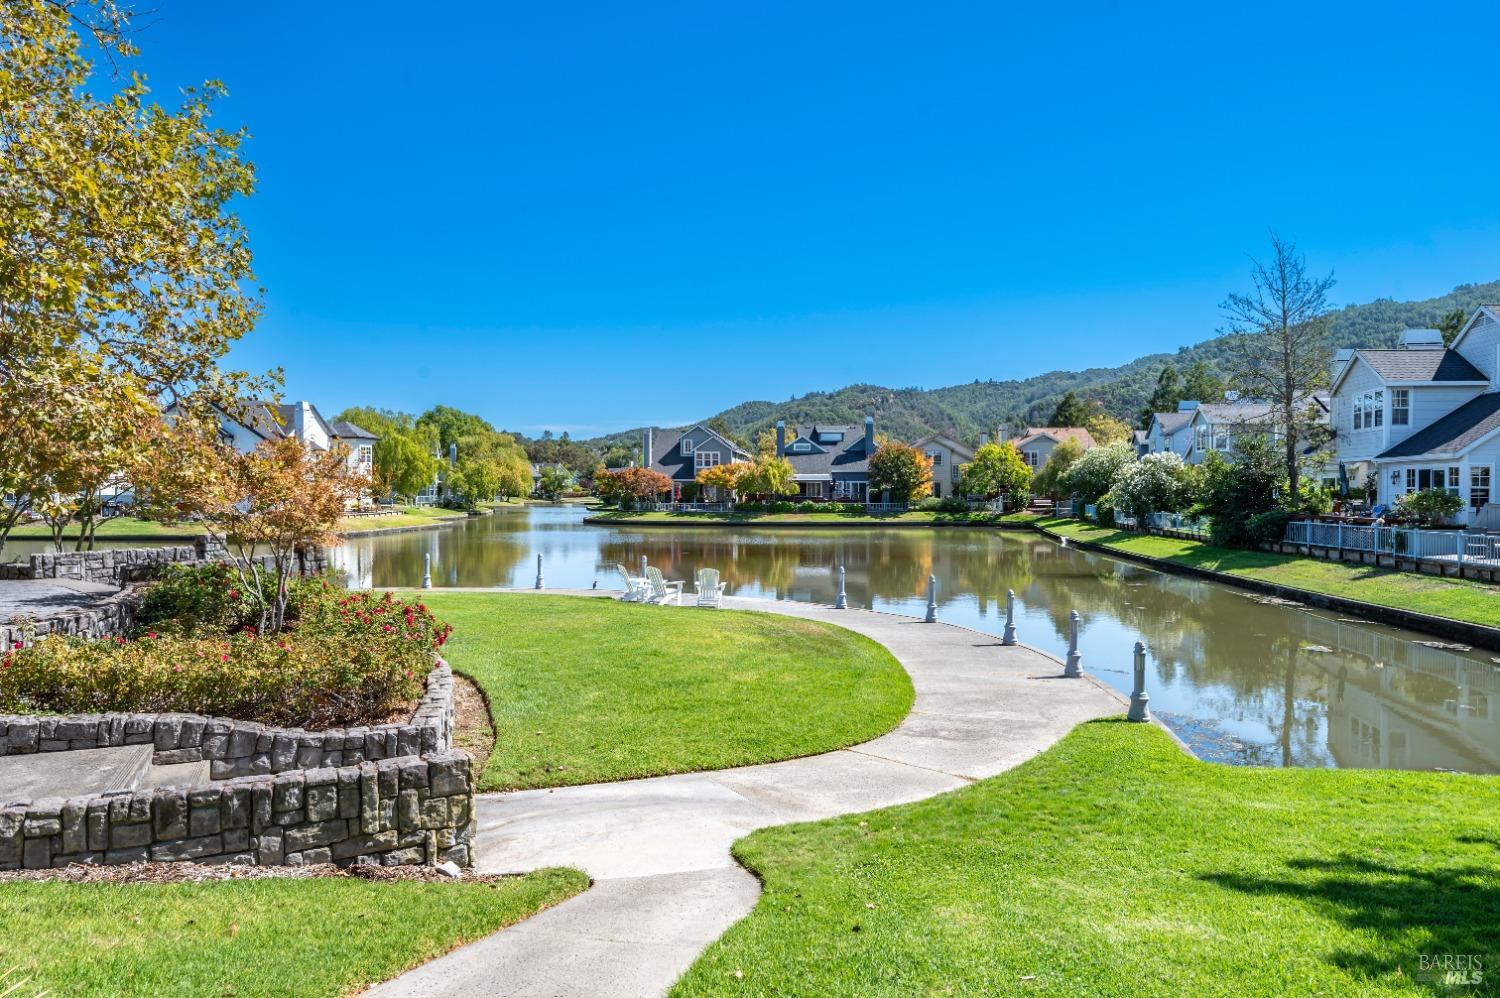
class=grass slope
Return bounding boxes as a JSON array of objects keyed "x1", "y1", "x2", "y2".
[
  {"x1": 587, "y1": 509, "x2": 1021, "y2": 525},
  {"x1": 421, "y1": 594, "x2": 914, "y2": 790},
  {"x1": 675, "y1": 721, "x2": 1500, "y2": 997},
  {"x1": 0, "y1": 868, "x2": 587, "y2": 996},
  {"x1": 6, "y1": 506, "x2": 466, "y2": 542},
  {"x1": 1041, "y1": 517, "x2": 1500, "y2": 628}
]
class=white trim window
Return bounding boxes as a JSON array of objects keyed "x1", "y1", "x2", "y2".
[
  {"x1": 680, "y1": 437, "x2": 696, "y2": 454},
  {"x1": 694, "y1": 450, "x2": 721, "y2": 471},
  {"x1": 925, "y1": 449, "x2": 942, "y2": 467},
  {"x1": 1353, "y1": 390, "x2": 1385, "y2": 430},
  {"x1": 1213, "y1": 426, "x2": 1230, "y2": 451},
  {"x1": 1472, "y1": 466, "x2": 1491, "y2": 510},
  {"x1": 1391, "y1": 389, "x2": 1409, "y2": 426}
]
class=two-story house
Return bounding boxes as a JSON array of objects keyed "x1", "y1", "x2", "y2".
[
  {"x1": 1186, "y1": 394, "x2": 1332, "y2": 471},
  {"x1": 775, "y1": 417, "x2": 878, "y2": 501},
  {"x1": 1143, "y1": 407, "x2": 1196, "y2": 459},
  {"x1": 1012, "y1": 427, "x2": 1096, "y2": 471},
  {"x1": 1334, "y1": 309, "x2": 1500, "y2": 521},
  {"x1": 911, "y1": 433, "x2": 976, "y2": 498},
  {"x1": 642, "y1": 425, "x2": 753, "y2": 500}
]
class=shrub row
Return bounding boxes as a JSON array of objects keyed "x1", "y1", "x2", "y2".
[{"x1": 0, "y1": 577, "x2": 450, "y2": 729}]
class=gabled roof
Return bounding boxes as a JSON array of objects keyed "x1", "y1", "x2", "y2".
[
  {"x1": 646, "y1": 425, "x2": 750, "y2": 481},
  {"x1": 911, "y1": 433, "x2": 975, "y2": 462},
  {"x1": 1377, "y1": 392, "x2": 1500, "y2": 459},
  {"x1": 330, "y1": 420, "x2": 378, "y2": 441},
  {"x1": 1149, "y1": 411, "x2": 1194, "y2": 435},
  {"x1": 1337, "y1": 348, "x2": 1486, "y2": 388},
  {"x1": 1193, "y1": 393, "x2": 1330, "y2": 426},
  {"x1": 1013, "y1": 427, "x2": 1096, "y2": 450},
  {"x1": 1446, "y1": 304, "x2": 1500, "y2": 355},
  {"x1": 782, "y1": 423, "x2": 874, "y2": 476}
]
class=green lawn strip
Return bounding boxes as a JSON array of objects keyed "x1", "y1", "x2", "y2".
[
  {"x1": 1036, "y1": 517, "x2": 1500, "y2": 628},
  {"x1": 338, "y1": 505, "x2": 469, "y2": 533},
  {"x1": 421, "y1": 594, "x2": 914, "y2": 790},
  {"x1": 6, "y1": 516, "x2": 205, "y2": 540},
  {"x1": 675, "y1": 721, "x2": 1500, "y2": 997},
  {"x1": 0, "y1": 867, "x2": 587, "y2": 997}
]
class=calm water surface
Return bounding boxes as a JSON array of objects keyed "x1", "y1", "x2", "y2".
[{"x1": 320, "y1": 505, "x2": 1500, "y2": 775}]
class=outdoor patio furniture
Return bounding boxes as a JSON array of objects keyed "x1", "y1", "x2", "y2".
[
  {"x1": 694, "y1": 568, "x2": 727, "y2": 608},
  {"x1": 615, "y1": 563, "x2": 650, "y2": 602},
  {"x1": 644, "y1": 566, "x2": 683, "y2": 605}
]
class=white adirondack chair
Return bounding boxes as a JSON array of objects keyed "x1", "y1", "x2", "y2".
[
  {"x1": 644, "y1": 566, "x2": 683, "y2": 605},
  {"x1": 615, "y1": 563, "x2": 649, "y2": 602},
  {"x1": 694, "y1": 568, "x2": 726, "y2": 608}
]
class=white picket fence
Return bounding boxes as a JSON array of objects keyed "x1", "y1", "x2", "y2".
[{"x1": 1283, "y1": 519, "x2": 1500, "y2": 567}]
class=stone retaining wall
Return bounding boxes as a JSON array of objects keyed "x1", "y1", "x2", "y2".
[
  {"x1": 0, "y1": 662, "x2": 455, "y2": 779},
  {"x1": 0, "y1": 539, "x2": 327, "y2": 587},
  {"x1": 0, "y1": 750, "x2": 475, "y2": 869},
  {"x1": 0, "y1": 587, "x2": 141, "y2": 653}
]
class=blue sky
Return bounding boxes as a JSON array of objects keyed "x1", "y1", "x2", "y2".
[{"x1": 124, "y1": 2, "x2": 1500, "y2": 436}]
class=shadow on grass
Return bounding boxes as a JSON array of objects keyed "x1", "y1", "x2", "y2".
[{"x1": 1201, "y1": 853, "x2": 1500, "y2": 981}]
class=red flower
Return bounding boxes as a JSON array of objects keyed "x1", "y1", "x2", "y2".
[
  {"x1": 147, "y1": 632, "x2": 158, "y2": 640},
  {"x1": 229, "y1": 589, "x2": 239, "y2": 599}
]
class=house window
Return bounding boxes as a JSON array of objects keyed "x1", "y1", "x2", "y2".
[
  {"x1": 1449, "y1": 467, "x2": 1462, "y2": 497},
  {"x1": 681, "y1": 438, "x2": 695, "y2": 454},
  {"x1": 1213, "y1": 426, "x2": 1230, "y2": 451},
  {"x1": 1024, "y1": 451, "x2": 1040, "y2": 469},
  {"x1": 790, "y1": 441, "x2": 812, "y2": 453},
  {"x1": 694, "y1": 451, "x2": 721, "y2": 471},
  {"x1": 358, "y1": 445, "x2": 373, "y2": 466},
  {"x1": 1405, "y1": 469, "x2": 1415, "y2": 492},
  {"x1": 1406, "y1": 468, "x2": 1455, "y2": 494},
  {"x1": 1354, "y1": 390, "x2": 1385, "y2": 430},
  {"x1": 1373, "y1": 390, "x2": 1383, "y2": 427},
  {"x1": 1472, "y1": 466, "x2": 1491, "y2": 509},
  {"x1": 925, "y1": 449, "x2": 942, "y2": 466},
  {"x1": 1391, "y1": 389, "x2": 1408, "y2": 426}
]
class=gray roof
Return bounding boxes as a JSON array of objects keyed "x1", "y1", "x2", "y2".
[
  {"x1": 1353, "y1": 349, "x2": 1485, "y2": 383},
  {"x1": 1378, "y1": 392, "x2": 1500, "y2": 458},
  {"x1": 330, "y1": 420, "x2": 377, "y2": 441},
  {"x1": 783, "y1": 424, "x2": 874, "y2": 477},
  {"x1": 647, "y1": 427, "x2": 751, "y2": 481},
  {"x1": 1151, "y1": 411, "x2": 1195, "y2": 434},
  {"x1": 1196, "y1": 392, "x2": 1330, "y2": 426}
]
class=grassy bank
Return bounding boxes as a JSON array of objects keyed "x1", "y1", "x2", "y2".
[
  {"x1": 6, "y1": 505, "x2": 467, "y2": 542},
  {"x1": 337, "y1": 505, "x2": 469, "y2": 533},
  {"x1": 0, "y1": 868, "x2": 587, "y2": 996},
  {"x1": 420, "y1": 593, "x2": 913, "y2": 790},
  {"x1": 587, "y1": 509, "x2": 1032, "y2": 526},
  {"x1": 675, "y1": 720, "x2": 1500, "y2": 996},
  {"x1": 1039, "y1": 517, "x2": 1500, "y2": 629}
]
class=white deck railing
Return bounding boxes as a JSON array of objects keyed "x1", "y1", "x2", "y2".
[{"x1": 1283, "y1": 519, "x2": 1500, "y2": 567}]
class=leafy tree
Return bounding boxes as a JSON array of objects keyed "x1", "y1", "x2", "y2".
[
  {"x1": 1063, "y1": 442, "x2": 1134, "y2": 505},
  {"x1": 601, "y1": 445, "x2": 636, "y2": 469},
  {"x1": 1047, "y1": 392, "x2": 1095, "y2": 428},
  {"x1": 537, "y1": 465, "x2": 572, "y2": 500},
  {"x1": 1436, "y1": 307, "x2": 1468, "y2": 346},
  {"x1": 958, "y1": 443, "x2": 1031, "y2": 503},
  {"x1": 1202, "y1": 436, "x2": 1283, "y2": 548},
  {"x1": 1221, "y1": 233, "x2": 1336, "y2": 498},
  {"x1": 417, "y1": 406, "x2": 495, "y2": 456},
  {"x1": 1083, "y1": 413, "x2": 1131, "y2": 446},
  {"x1": 1033, "y1": 439, "x2": 1084, "y2": 497},
  {"x1": 594, "y1": 467, "x2": 673, "y2": 505},
  {"x1": 869, "y1": 443, "x2": 933, "y2": 502},
  {"x1": 1182, "y1": 361, "x2": 1224, "y2": 404},
  {"x1": 370, "y1": 432, "x2": 440, "y2": 502},
  {"x1": 1140, "y1": 365, "x2": 1182, "y2": 426},
  {"x1": 138, "y1": 425, "x2": 365, "y2": 632},
  {"x1": 1106, "y1": 452, "x2": 1195, "y2": 519},
  {"x1": 737, "y1": 457, "x2": 796, "y2": 498},
  {"x1": 697, "y1": 462, "x2": 748, "y2": 500}
]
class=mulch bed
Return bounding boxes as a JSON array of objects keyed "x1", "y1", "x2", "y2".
[
  {"x1": 0, "y1": 862, "x2": 510, "y2": 885},
  {"x1": 450, "y1": 671, "x2": 496, "y2": 777}
]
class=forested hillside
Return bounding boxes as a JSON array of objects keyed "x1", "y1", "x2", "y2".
[{"x1": 584, "y1": 279, "x2": 1500, "y2": 449}]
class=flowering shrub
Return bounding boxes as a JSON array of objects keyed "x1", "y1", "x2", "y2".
[
  {"x1": 0, "y1": 583, "x2": 451, "y2": 728},
  {"x1": 135, "y1": 562, "x2": 276, "y2": 636}
]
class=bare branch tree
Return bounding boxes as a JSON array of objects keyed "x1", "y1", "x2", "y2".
[{"x1": 1219, "y1": 232, "x2": 1336, "y2": 498}]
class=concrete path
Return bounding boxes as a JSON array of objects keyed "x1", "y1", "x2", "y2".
[{"x1": 369, "y1": 591, "x2": 1124, "y2": 998}]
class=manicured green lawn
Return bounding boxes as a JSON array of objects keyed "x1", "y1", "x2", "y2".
[
  {"x1": 675, "y1": 721, "x2": 1500, "y2": 996},
  {"x1": 338, "y1": 505, "x2": 468, "y2": 533},
  {"x1": 7, "y1": 516, "x2": 205, "y2": 540},
  {"x1": 1038, "y1": 517, "x2": 1500, "y2": 628},
  {"x1": 421, "y1": 594, "x2": 914, "y2": 790},
  {"x1": 0, "y1": 868, "x2": 587, "y2": 996}
]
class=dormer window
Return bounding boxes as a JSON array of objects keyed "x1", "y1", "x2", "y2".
[
  {"x1": 790, "y1": 441, "x2": 812, "y2": 453},
  {"x1": 816, "y1": 431, "x2": 844, "y2": 444}
]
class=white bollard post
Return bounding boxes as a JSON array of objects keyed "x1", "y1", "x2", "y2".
[
  {"x1": 422, "y1": 553, "x2": 432, "y2": 590},
  {"x1": 835, "y1": 563, "x2": 847, "y2": 609},
  {"x1": 1064, "y1": 610, "x2": 1082, "y2": 677},
  {"x1": 924, "y1": 575, "x2": 937, "y2": 623},
  {"x1": 1127, "y1": 641, "x2": 1151, "y2": 722},
  {"x1": 535, "y1": 553, "x2": 544, "y2": 590},
  {"x1": 639, "y1": 554, "x2": 648, "y2": 580},
  {"x1": 1002, "y1": 589, "x2": 1017, "y2": 646}
]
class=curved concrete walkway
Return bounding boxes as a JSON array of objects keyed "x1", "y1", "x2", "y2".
[{"x1": 369, "y1": 591, "x2": 1124, "y2": 998}]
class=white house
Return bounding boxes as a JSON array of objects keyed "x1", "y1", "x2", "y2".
[
  {"x1": 1333, "y1": 307, "x2": 1500, "y2": 522},
  {"x1": 170, "y1": 401, "x2": 377, "y2": 477},
  {"x1": 911, "y1": 433, "x2": 975, "y2": 498},
  {"x1": 1011, "y1": 427, "x2": 1096, "y2": 471}
]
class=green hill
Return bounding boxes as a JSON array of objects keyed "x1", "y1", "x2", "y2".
[{"x1": 583, "y1": 279, "x2": 1500, "y2": 449}]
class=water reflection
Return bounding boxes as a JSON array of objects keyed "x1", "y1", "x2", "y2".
[{"x1": 321, "y1": 506, "x2": 1500, "y2": 774}]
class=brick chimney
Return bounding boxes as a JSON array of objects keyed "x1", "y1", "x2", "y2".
[{"x1": 775, "y1": 420, "x2": 786, "y2": 457}]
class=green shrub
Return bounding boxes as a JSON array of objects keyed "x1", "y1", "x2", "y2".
[
  {"x1": 1396, "y1": 488, "x2": 1463, "y2": 526},
  {"x1": 135, "y1": 563, "x2": 275, "y2": 636},
  {"x1": 1246, "y1": 508, "x2": 1292, "y2": 546},
  {"x1": 1, "y1": 585, "x2": 450, "y2": 728}
]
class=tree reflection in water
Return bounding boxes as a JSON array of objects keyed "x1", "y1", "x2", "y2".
[{"x1": 333, "y1": 505, "x2": 1500, "y2": 774}]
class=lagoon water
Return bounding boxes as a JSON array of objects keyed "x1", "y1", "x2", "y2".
[
  {"x1": 12, "y1": 504, "x2": 1496, "y2": 773},
  {"x1": 319, "y1": 504, "x2": 1500, "y2": 775}
]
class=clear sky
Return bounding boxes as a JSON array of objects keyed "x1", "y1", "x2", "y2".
[{"x1": 123, "y1": 1, "x2": 1500, "y2": 436}]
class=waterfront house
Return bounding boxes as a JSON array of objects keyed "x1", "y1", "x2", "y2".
[
  {"x1": 642, "y1": 425, "x2": 754, "y2": 500},
  {"x1": 911, "y1": 433, "x2": 976, "y2": 498},
  {"x1": 1333, "y1": 309, "x2": 1500, "y2": 522},
  {"x1": 1012, "y1": 427, "x2": 1096, "y2": 471},
  {"x1": 775, "y1": 417, "x2": 878, "y2": 501},
  {"x1": 169, "y1": 400, "x2": 377, "y2": 477},
  {"x1": 1143, "y1": 407, "x2": 1196, "y2": 458},
  {"x1": 1185, "y1": 395, "x2": 1331, "y2": 469}
]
